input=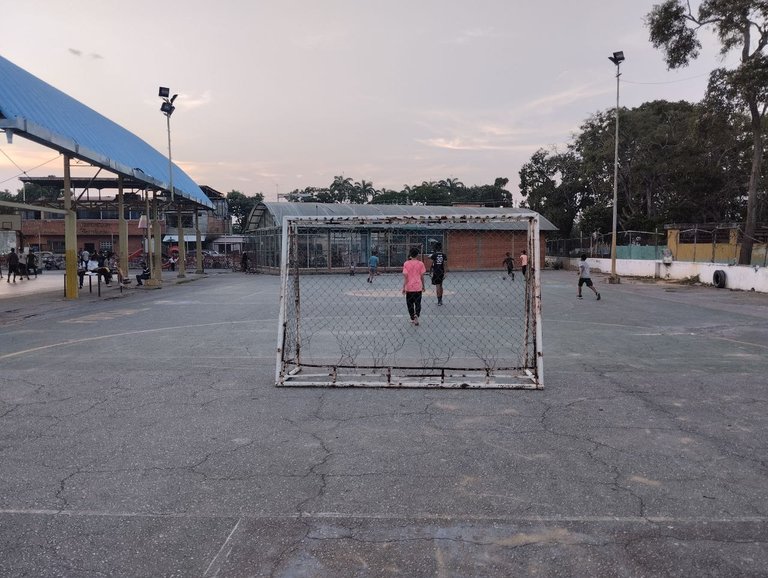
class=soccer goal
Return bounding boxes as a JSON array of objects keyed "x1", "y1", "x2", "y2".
[{"x1": 276, "y1": 213, "x2": 543, "y2": 388}]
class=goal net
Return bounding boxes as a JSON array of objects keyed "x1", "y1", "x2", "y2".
[{"x1": 276, "y1": 213, "x2": 543, "y2": 388}]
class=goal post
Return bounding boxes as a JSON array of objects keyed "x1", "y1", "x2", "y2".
[{"x1": 276, "y1": 213, "x2": 543, "y2": 389}]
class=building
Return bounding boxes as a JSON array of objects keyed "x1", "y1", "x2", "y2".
[{"x1": 17, "y1": 177, "x2": 229, "y2": 258}]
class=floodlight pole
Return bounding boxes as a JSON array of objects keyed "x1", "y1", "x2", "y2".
[
  {"x1": 608, "y1": 51, "x2": 624, "y2": 284},
  {"x1": 160, "y1": 87, "x2": 185, "y2": 278}
]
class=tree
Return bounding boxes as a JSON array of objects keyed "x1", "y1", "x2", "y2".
[
  {"x1": 226, "y1": 190, "x2": 264, "y2": 233},
  {"x1": 648, "y1": 0, "x2": 768, "y2": 263},
  {"x1": 519, "y1": 150, "x2": 587, "y2": 237},
  {"x1": 0, "y1": 189, "x2": 17, "y2": 214},
  {"x1": 330, "y1": 175, "x2": 354, "y2": 203},
  {"x1": 352, "y1": 179, "x2": 377, "y2": 203},
  {"x1": 519, "y1": 99, "x2": 749, "y2": 237}
]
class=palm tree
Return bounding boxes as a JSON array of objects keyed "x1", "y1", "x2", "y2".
[
  {"x1": 353, "y1": 179, "x2": 376, "y2": 203},
  {"x1": 330, "y1": 175, "x2": 354, "y2": 203}
]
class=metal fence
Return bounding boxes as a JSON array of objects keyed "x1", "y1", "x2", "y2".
[
  {"x1": 547, "y1": 226, "x2": 768, "y2": 266},
  {"x1": 546, "y1": 230, "x2": 667, "y2": 260}
]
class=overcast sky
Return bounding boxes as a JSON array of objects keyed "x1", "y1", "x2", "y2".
[{"x1": 0, "y1": 0, "x2": 728, "y2": 203}]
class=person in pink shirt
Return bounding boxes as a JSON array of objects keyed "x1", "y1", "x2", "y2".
[
  {"x1": 402, "y1": 246, "x2": 427, "y2": 326},
  {"x1": 519, "y1": 249, "x2": 529, "y2": 278}
]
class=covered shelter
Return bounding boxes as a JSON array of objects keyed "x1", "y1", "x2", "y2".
[
  {"x1": 243, "y1": 202, "x2": 557, "y2": 273},
  {"x1": 0, "y1": 54, "x2": 213, "y2": 296}
]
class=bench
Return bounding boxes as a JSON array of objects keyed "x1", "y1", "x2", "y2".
[{"x1": 64, "y1": 270, "x2": 122, "y2": 297}]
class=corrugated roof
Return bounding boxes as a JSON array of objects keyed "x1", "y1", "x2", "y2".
[
  {"x1": 0, "y1": 55, "x2": 212, "y2": 209},
  {"x1": 250, "y1": 202, "x2": 558, "y2": 231}
]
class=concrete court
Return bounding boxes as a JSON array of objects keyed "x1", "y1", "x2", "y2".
[{"x1": 0, "y1": 269, "x2": 767, "y2": 577}]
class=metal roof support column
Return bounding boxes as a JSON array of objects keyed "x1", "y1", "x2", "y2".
[
  {"x1": 63, "y1": 155, "x2": 78, "y2": 299},
  {"x1": 194, "y1": 209, "x2": 203, "y2": 274},
  {"x1": 177, "y1": 201, "x2": 186, "y2": 278},
  {"x1": 117, "y1": 176, "x2": 128, "y2": 281},
  {"x1": 150, "y1": 190, "x2": 163, "y2": 286},
  {"x1": 144, "y1": 191, "x2": 153, "y2": 277}
]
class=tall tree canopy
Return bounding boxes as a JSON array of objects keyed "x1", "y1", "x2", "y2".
[
  {"x1": 284, "y1": 177, "x2": 512, "y2": 206},
  {"x1": 647, "y1": 0, "x2": 768, "y2": 263},
  {"x1": 226, "y1": 190, "x2": 264, "y2": 233},
  {"x1": 519, "y1": 100, "x2": 750, "y2": 237}
]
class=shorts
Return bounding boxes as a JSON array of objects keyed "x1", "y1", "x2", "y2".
[
  {"x1": 431, "y1": 272, "x2": 444, "y2": 285},
  {"x1": 578, "y1": 277, "x2": 593, "y2": 287}
]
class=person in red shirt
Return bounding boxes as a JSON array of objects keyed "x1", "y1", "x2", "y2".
[{"x1": 402, "y1": 246, "x2": 426, "y2": 326}]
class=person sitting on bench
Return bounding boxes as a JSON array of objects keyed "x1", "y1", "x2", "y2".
[
  {"x1": 136, "y1": 262, "x2": 151, "y2": 286},
  {"x1": 78, "y1": 255, "x2": 100, "y2": 288}
]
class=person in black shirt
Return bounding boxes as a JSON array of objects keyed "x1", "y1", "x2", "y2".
[
  {"x1": 6, "y1": 248, "x2": 19, "y2": 283},
  {"x1": 135, "y1": 262, "x2": 151, "y2": 286},
  {"x1": 502, "y1": 252, "x2": 515, "y2": 280},
  {"x1": 429, "y1": 242, "x2": 447, "y2": 306}
]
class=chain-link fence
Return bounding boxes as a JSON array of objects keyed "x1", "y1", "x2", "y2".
[
  {"x1": 548, "y1": 226, "x2": 768, "y2": 266},
  {"x1": 277, "y1": 214, "x2": 543, "y2": 389},
  {"x1": 546, "y1": 230, "x2": 667, "y2": 260}
]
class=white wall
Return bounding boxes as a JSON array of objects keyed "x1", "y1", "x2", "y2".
[{"x1": 567, "y1": 257, "x2": 768, "y2": 293}]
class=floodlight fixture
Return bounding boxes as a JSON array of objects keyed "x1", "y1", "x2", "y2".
[
  {"x1": 160, "y1": 101, "x2": 175, "y2": 116},
  {"x1": 608, "y1": 51, "x2": 625, "y2": 65},
  {"x1": 158, "y1": 86, "x2": 170, "y2": 98}
]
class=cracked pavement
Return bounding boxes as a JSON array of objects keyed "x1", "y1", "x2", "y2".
[{"x1": 0, "y1": 270, "x2": 767, "y2": 576}]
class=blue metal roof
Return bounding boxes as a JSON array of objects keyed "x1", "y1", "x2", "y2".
[{"x1": 0, "y1": 55, "x2": 212, "y2": 209}]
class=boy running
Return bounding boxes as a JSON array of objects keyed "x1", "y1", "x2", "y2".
[
  {"x1": 519, "y1": 249, "x2": 529, "y2": 278},
  {"x1": 577, "y1": 254, "x2": 601, "y2": 300},
  {"x1": 502, "y1": 252, "x2": 515, "y2": 280}
]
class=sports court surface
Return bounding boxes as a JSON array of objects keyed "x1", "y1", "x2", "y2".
[{"x1": 0, "y1": 270, "x2": 766, "y2": 576}]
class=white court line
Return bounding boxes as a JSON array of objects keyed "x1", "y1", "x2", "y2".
[
  {"x1": 0, "y1": 508, "x2": 766, "y2": 524},
  {"x1": 204, "y1": 517, "x2": 242, "y2": 578},
  {"x1": 0, "y1": 320, "x2": 276, "y2": 361}
]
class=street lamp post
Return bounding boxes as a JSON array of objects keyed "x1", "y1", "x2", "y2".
[
  {"x1": 608, "y1": 51, "x2": 624, "y2": 284},
  {"x1": 159, "y1": 87, "x2": 185, "y2": 278}
]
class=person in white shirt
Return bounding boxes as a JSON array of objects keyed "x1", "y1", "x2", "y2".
[{"x1": 577, "y1": 254, "x2": 601, "y2": 300}]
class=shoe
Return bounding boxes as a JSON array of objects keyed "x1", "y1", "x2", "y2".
[
  {"x1": 596, "y1": 293, "x2": 601, "y2": 301},
  {"x1": 437, "y1": 301, "x2": 442, "y2": 306},
  {"x1": 578, "y1": 295, "x2": 583, "y2": 299},
  {"x1": 414, "y1": 317, "x2": 419, "y2": 326}
]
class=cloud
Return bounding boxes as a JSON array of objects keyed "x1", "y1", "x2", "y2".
[
  {"x1": 417, "y1": 136, "x2": 535, "y2": 152},
  {"x1": 524, "y1": 83, "x2": 610, "y2": 111},
  {"x1": 68, "y1": 48, "x2": 103, "y2": 60},
  {"x1": 179, "y1": 90, "x2": 212, "y2": 110},
  {"x1": 450, "y1": 27, "x2": 497, "y2": 45}
]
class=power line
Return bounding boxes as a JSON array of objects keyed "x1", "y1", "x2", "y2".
[{"x1": 0, "y1": 148, "x2": 62, "y2": 185}]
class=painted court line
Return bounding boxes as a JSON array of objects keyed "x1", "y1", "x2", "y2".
[{"x1": 1, "y1": 509, "x2": 766, "y2": 524}]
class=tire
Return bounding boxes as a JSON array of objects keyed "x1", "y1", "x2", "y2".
[{"x1": 713, "y1": 269, "x2": 726, "y2": 289}]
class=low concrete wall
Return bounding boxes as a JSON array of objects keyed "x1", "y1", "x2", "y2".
[{"x1": 566, "y1": 257, "x2": 768, "y2": 293}]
